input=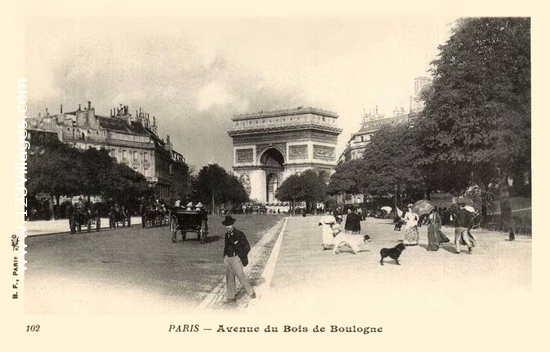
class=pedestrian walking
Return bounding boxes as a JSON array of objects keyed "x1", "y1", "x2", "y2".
[
  {"x1": 426, "y1": 208, "x2": 450, "y2": 251},
  {"x1": 222, "y1": 215, "x2": 256, "y2": 303},
  {"x1": 451, "y1": 198, "x2": 476, "y2": 254},
  {"x1": 344, "y1": 207, "x2": 361, "y2": 234},
  {"x1": 319, "y1": 211, "x2": 336, "y2": 250},
  {"x1": 402, "y1": 204, "x2": 420, "y2": 246}
]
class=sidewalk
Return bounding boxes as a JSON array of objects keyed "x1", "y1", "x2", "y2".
[
  {"x1": 24, "y1": 216, "x2": 143, "y2": 236},
  {"x1": 244, "y1": 216, "x2": 531, "y2": 315}
]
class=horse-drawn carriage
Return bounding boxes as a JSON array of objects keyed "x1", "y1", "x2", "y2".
[
  {"x1": 141, "y1": 202, "x2": 169, "y2": 227},
  {"x1": 169, "y1": 207, "x2": 208, "y2": 243},
  {"x1": 108, "y1": 204, "x2": 131, "y2": 228},
  {"x1": 68, "y1": 206, "x2": 101, "y2": 233}
]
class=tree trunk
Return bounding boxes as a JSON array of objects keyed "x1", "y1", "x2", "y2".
[
  {"x1": 211, "y1": 192, "x2": 215, "y2": 216},
  {"x1": 499, "y1": 175, "x2": 515, "y2": 240},
  {"x1": 50, "y1": 194, "x2": 56, "y2": 220}
]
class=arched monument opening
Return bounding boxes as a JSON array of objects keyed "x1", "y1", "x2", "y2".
[{"x1": 261, "y1": 148, "x2": 285, "y2": 202}]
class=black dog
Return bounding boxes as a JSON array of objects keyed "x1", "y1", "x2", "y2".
[{"x1": 380, "y1": 242, "x2": 406, "y2": 265}]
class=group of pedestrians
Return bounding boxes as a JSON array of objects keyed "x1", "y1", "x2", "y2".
[
  {"x1": 219, "y1": 199, "x2": 477, "y2": 304},
  {"x1": 399, "y1": 199, "x2": 476, "y2": 254}
]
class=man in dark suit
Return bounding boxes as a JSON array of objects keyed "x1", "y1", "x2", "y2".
[
  {"x1": 452, "y1": 198, "x2": 475, "y2": 254},
  {"x1": 222, "y1": 215, "x2": 256, "y2": 303}
]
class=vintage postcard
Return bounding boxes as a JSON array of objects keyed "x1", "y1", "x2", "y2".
[{"x1": 1, "y1": 1, "x2": 546, "y2": 350}]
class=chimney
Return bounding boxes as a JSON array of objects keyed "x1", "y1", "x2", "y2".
[
  {"x1": 78, "y1": 104, "x2": 81, "y2": 111},
  {"x1": 165, "y1": 135, "x2": 173, "y2": 151},
  {"x1": 88, "y1": 101, "x2": 91, "y2": 110},
  {"x1": 60, "y1": 104, "x2": 63, "y2": 113}
]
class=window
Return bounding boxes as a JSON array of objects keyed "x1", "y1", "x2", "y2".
[{"x1": 122, "y1": 150, "x2": 127, "y2": 160}]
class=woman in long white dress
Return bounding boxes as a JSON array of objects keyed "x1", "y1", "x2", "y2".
[
  {"x1": 402, "y1": 204, "x2": 420, "y2": 246},
  {"x1": 319, "y1": 211, "x2": 336, "y2": 250}
]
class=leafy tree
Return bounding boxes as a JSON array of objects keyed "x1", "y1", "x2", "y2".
[
  {"x1": 362, "y1": 124, "x2": 425, "y2": 205},
  {"x1": 27, "y1": 138, "x2": 83, "y2": 219},
  {"x1": 417, "y1": 17, "x2": 530, "y2": 231},
  {"x1": 326, "y1": 159, "x2": 368, "y2": 197},
  {"x1": 193, "y1": 164, "x2": 249, "y2": 211},
  {"x1": 28, "y1": 137, "x2": 148, "y2": 217},
  {"x1": 276, "y1": 169, "x2": 327, "y2": 211},
  {"x1": 418, "y1": 17, "x2": 530, "y2": 195},
  {"x1": 80, "y1": 147, "x2": 113, "y2": 200},
  {"x1": 104, "y1": 160, "x2": 147, "y2": 203},
  {"x1": 225, "y1": 175, "x2": 249, "y2": 205}
]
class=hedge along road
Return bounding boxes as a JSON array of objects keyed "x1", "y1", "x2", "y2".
[{"x1": 24, "y1": 213, "x2": 286, "y2": 314}]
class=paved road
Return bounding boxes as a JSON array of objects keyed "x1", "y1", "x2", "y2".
[{"x1": 24, "y1": 214, "x2": 283, "y2": 314}]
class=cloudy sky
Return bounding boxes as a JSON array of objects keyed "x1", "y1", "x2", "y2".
[{"x1": 25, "y1": 16, "x2": 457, "y2": 171}]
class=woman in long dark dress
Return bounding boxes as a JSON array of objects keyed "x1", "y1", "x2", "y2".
[{"x1": 426, "y1": 208, "x2": 449, "y2": 251}]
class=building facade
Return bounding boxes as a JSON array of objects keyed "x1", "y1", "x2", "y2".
[
  {"x1": 228, "y1": 107, "x2": 342, "y2": 203},
  {"x1": 339, "y1": 77, "x2": 431, "y2": 163},
  {"x1": 27, "y1": 102, "x2": 187, "y2": 201}
]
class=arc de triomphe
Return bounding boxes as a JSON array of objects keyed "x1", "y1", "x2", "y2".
[{"x1": 228, "y1": 107, "x2": 342, "y2": 203}]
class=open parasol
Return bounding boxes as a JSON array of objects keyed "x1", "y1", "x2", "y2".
[{"x1": 412, "y1": 200, "x2": 435, "y2": 216}]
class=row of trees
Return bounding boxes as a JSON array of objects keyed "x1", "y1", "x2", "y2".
[
  {"x1": 328, "y1": 18, "x2": 531, "y2": 222},
  {"x1": 27, "y1": 137, "x2": 251, "y2": 217},
  {"x1": 27, "y1": 135, "x2": 148, "y2": 219}
]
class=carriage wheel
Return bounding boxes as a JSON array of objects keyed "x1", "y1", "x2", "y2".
[
  {"x1": 171, "y1": 216, "x2": 178, "y2": 242},
  {"x1": 87, "y1": 220, "x2": 92, "y2": 233},
  {"x1": 200, "y1": 220, "x2": 207, "y2": 244},
  {"x1": 96, "y1": 218, "x2": 101, "y2": 232}
]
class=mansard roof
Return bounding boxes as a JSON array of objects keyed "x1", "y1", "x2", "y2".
[
  {"x1": 356, "y1": 114, "x2": 410, "y2": 135},
  {"x1": 97, "y1": 115, "x2": 151, "y2": 136}
]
